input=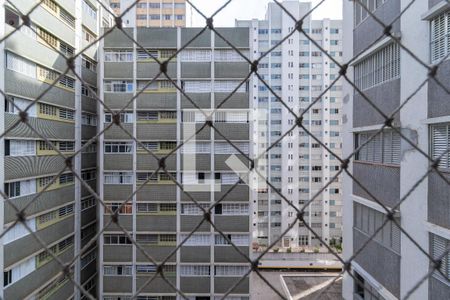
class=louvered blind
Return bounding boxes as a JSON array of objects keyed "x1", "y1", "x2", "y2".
[
  {"x1": 431, "y1": 234, "x2": 449, "y2": 279},
  {"x1": 431, "y1": 124, "x2": 449, "y2": 169},
  {"x1": 431, "y1": 12, "x2": 449, "y2": 63},
  {"x1": 356, "y1": 130, "x2": 401, "y2": 165}
]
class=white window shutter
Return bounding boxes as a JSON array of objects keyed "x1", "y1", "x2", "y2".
[{"x1": 432, "y1": 124, "x2": 448, "y2": 168}]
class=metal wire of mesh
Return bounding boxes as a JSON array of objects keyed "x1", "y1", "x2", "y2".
[{"x1": 0, "y1": 0, "x2": 449, "y2": 299}]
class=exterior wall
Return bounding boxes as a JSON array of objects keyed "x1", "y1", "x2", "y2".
[
  {"x1": 99, "y1": 27, "x2": 250, "y2": 299},
  {"x1": 344, "y1": 0, "x2": 450, "y2": 299},
  {"x1": 0, "y1": 1, "x2": 111, "y2": 298},
  {"x1": 114, "y1": 0, "x2": 186, "y2": 28},
  {"x1": 236, "y1": 2, "x2": 343, "y2": 249}
]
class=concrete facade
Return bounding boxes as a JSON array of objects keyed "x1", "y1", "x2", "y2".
[
  {"x1": 237, "y1": 1, "x2": 343, "y2": 249},
  {"x1": 1, "y1": 0, "x2": 111, "y2": 299},
  {"x1": 110, "y1": 0, "x2": 186, "y2": 28},
  {"x1": 343, "y1": 0, "x2": 450, "y2": 299},
  {"x1": 98, "y1": 27, "x2": 251, "y2": 299}
]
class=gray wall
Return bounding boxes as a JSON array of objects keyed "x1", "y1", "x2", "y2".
[
  {"x1": 353, "y1": 79, "x2": 400, "y2": 128},
  {"x1": 136, "y1": 245, "x2": 177, "y2": 262},
  {"x1": 428, "y1": 60, "x2": 450, "y2": 118},
  {"x1": 428, "y1": 170, "x2": 450, "y2": 229},
  {"x1": 4, "y1": 216, "x2": 74, "y2": 267},
  {"x1": 353, "y1": 162, "x2": 400, "y2": 208},
  {"x1": 4, "y1": 155, "x2": 66, "y2": 181},
  {"x1": 353, "y1": 229, "x2": 400, "y2": 297},
  {"x1": 5, "y1": 70, "x2": 75, "y2": 109},
  {"x1": 180, "y1": 246, "x2": 210, "y2": 262},
  {"x1": 429, "y1": 276, "x2": 450, "y2": 300},
  {"x1": 5, "y1": 114, "x2": 75, "y2": 139},
  {"x1": 215, "y1": 277, "x2": 249, "y2": 294},
  {"x1": 4, "y1": 185, "x2": 75, "y2": 223},
  {"x1": 4, "y1": 247, "x2": 74, "y2": 299},
  {"x1": 353, "y1": 0, "x2": 401, "y2": 56}
]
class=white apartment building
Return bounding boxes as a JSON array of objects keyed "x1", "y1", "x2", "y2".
[
  {"x1": 237, "y1": 1, "x2": 343, "y2": 249},
  {"x1": 343, "y1": 0, "x2": 450, "y2": 299}
]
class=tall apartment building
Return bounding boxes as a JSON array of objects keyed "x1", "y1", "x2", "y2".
[
  {"x1": 109, "y1": 0, "x2": 186, "y2": 27},
  {"x1": 0, "y1": 0, "x2": 111, "y2": 299},
  {"x1": 343, "y1": 0, "x2": 450, "y2": 299},
  {"x1": 237, "y1": 1, "x2": 343, "y2": 249},
  {"x1": 98, "y1": 27, "x2": 251, "y2": 299}
]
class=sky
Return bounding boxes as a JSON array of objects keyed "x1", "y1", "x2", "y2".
[{"x1": 186, "y1": 0, "x2": 343, "y2": 27}]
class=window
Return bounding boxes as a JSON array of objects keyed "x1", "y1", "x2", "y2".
[
  {"x1": 60, "y1": 41, "x2": 74, "y2": 56},
  {"x1": 430, "y1": 234, "x2": 450, "y2": 280},
  {"x1": 4, "y1": 179, "x2": 36, "y2": 198},
  {"x1": 82, "y1": 28, "x2": 95, "y2": 43},
  {"x1": 82, "y1": 0, "x2": 96, "y2": 18},
  {"x1": 431, "y1": 123, "x2": 450, "y2": 169},
  {"x1": 81, "y1": 197, "x2": 96, "y2": 210},
  {"x1": 215, "y1": 50, "x2": 249, "y2": 62},
  {"x1": 104, "y1": 234, "x2": 132, "y2": 245},
  {"x1": 183, "y1": 81, "x2": 211, "y2": 93},
  {"x1": 354, "y1": 0, "x2": 386, "y2": 27},
  {"x1": 6, "y1": 52, "x2": 36, "y2": 78},
  {"x1": 354, "y1": 202, "x2": 400, "y2": 253},
  {"x1": 82, "y1": 84, "x2": 97, "y2": 98},
  {"x1": 38, "y1": 27, "x2": 58, "y2": 48},
  {"x1": 214, "y1": 80, "x2": 247, "y2": 93},
  {"x1": 180, "y1": 50, "x2": 211, "y2": 62},
  {"x1": 39, "y1": 103, "x2": 57, "y2": 116},
  {"x1": 37, "y1": 236, "x2": 74, "y2": 265},
  {"x1": 355, "y1": 130, "x2": 401, "y2": 165},
  {"x1": 82, "y1": 113, "x2": 97, "y2": 126},
  {"x1": 59, "y1": 141, "x2": 75, "y2": 152},
  {"x1": 59, "y1": 108, "x2": 74, "y2": 120},
  {"x1": 181, "y1": 203, "x2": 209, "y2": 215},
  {"x1": 215, "y1": 234, "x2": 249, "y2": 246},
  {"x1": 59, "y1": 173, "x2": 74, "y2": 184},
  {"x1": 103, "y1": 265, "x2": 132, "y2": 276},
  {"x1": 104, "y1": 142, "x2": 133, "y2": 153},
  {"x1": 82, "y1": 56, "x2": 97, "y2": 72},
  {"x1": 354, "y1": 42, "x2": 400, "y2": 90},
  {"x1": 214, "y1": 142, "x2": 249, "y2": 154},
  {"x1": 104, "y1": 172, "x2": 133, "y2": 184},
  {"x1": 81, "y1": 249, "x2": 96, "y2": 269},
  {"x1": 215, "y1": 266, "x2": 248, "y2": 276},
  {"x1": 81, "y1": 170, "x2": 96, "y2": 181},
  {"x1": 137, "y1": 111, "x2": 176, "y2": 121},
  {"x1": 104, "y1": 50, "x2": 133, "y2": 62},
  {"x1": 59, "y1": 7, "x2": 75, "y2": 28},
  {"x1": 106, "y1": 202, "x2": 133, "y2": 214},
  {"x1": 104, "y1": 112, "x2": 134, "y2": 123},
  {"x1": 59, "y1": 75, "x2": 75, "y2": 89},
  {"x1": 215, "y1": 111, "x2": 248, "y2": 123},
  {"x1": 180, "y1": 234, "x2": 210, "y2": 246},
  {"x1": 3, "y1": 256, "x2": 35, "y2": 287},
  {"x1": 3, "y1": 218, "x2": 36, "y2": 244},
  {"x1": 104, "y1": 81, "x2": 134, "y2": 92},
  {"x1": 431, "y1": 11, "x2": 450, "y2": 62},
  {"x1": 215, "y1": 203, "x2": 249, "y2": 215},
  {"x1": 180, "y1": 265, "x2": 210, "y2": 276},
  {"x1": 299, "y1": 235, "x2": 309, "y2": 246},
  {"x1": 4, "y1": 96, "x2": 37, "y2": 116},
  {"x1": 5, "y1": 140, "x2": 35, "y2": 156}
]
